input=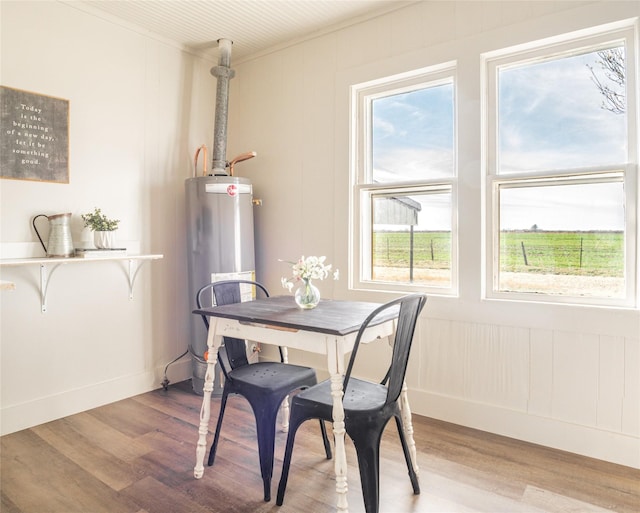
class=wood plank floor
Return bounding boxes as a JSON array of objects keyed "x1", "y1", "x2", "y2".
[{"x1": 2, "y1": 380, "x2": 638, "y2": 513}]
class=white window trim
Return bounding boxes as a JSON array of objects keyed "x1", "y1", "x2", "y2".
[
  {"x1": 483, "y1": 24, "x2": 638, "y2": 308},
  {"x1": 350, "y1": 65, "x2": 459, "y2": 296}
]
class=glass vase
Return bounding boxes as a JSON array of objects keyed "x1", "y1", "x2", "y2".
[{"x1": 294, "y1": 278, "x2": 320, "y2": 309}]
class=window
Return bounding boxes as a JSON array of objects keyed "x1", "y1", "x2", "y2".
[
  {"x1": 352, "y1": 66, "x2": 457, "y2": 294},
  {"x1": 485, "y1": 27, "x2": 637, "y2": 306}
]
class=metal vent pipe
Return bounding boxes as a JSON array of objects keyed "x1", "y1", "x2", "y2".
[{"x1": 210, "y1": 38, "x2": 235, "y2": 175}]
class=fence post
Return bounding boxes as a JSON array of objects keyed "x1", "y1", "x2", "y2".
[
  {"x1": 409, "y1": 226, "x2": 414, "y2": 283},
  {"x1": 579, "y1": 237, "x2": 583, "y2": 268},
  {"x1": 521, "y1": 241, "x2": 529, "y2": 266}
]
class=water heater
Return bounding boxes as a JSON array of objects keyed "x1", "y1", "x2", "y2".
[{"x1": 185, "y1": 174, "x2": 255, "y2": 394}]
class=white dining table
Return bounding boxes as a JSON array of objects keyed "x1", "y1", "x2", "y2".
[{"x1": 192, "y1": 295, "x2": 419, "y2": 513}]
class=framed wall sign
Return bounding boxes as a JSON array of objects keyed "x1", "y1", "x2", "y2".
[{"x1": 0, "y1": 86, "x2": 69, "y2": 183}]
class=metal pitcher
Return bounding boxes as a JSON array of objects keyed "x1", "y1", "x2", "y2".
[{"x1": 32, "y1": 213, "x2": 75, "y2": 258}]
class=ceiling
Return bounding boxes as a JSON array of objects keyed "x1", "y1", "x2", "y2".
[{"x1": 68, "y1": 0, "x2": 415, "y2": 62}]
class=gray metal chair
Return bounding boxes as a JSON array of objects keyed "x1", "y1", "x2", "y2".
[
  {"x1": 276, "y1": 293, "x2": 427, "y2": 513},
  {"x1": 196, "y1": 279, "x2": 331, "y2": 502}
]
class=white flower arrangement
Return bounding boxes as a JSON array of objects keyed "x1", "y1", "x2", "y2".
[{"x1": 280, "y1": 255, "x2": 339, "y2": 292}]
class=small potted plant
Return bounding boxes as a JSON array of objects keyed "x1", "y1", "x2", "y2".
[{"x1": 81, "y1": 207, "x2": 120, "y2": 249}]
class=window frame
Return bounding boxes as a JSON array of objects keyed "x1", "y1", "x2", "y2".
[
  {"x1": 483, "y1": 25, "x2": 638, "y2": 308},
  {"x1": 351, "y1": 64, "x2": 459, "y2": 295}
]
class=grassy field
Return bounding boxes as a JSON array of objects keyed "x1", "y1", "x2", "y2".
[
  {"x1": 373, "y1": 231, "x2": 451, "y2": 270},
  {"x1": 372, "y1": 230, "x2": 624, "y2": 277},
  {"x1": 500, "y1": 230, "x2": 623, "y2": 277}
]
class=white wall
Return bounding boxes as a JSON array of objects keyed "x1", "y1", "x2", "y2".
[
  {"x1": 0, "y1": 1, "x2": 215, "y2": 434},
  {"x1": 1, "y1": 0, "x2": 638, "y2": 470},
  {"x1": 227, "y1": 0, "x2": 640, "y2": 468}
]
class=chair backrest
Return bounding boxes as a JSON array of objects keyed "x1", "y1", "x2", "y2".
[
  {"x1": 343, "y1": 294, "x2": 427, "y2": 406},
  {"x1": 196, "y1": 280, "x2": 269, "y2": 372}
]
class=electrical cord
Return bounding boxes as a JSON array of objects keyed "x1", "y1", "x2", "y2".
[{"x1": 161, "y1": 349, "x2": 189, "y2": 390}]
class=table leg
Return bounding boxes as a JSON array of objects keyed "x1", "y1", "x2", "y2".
[
  {"x1": 328, "y1": 338, "x2": 349, "y2": 513},
  {"x1": 280, "y1": 346, "x2": 290, "y2": 433},
  {"x1": 194, "y1": 318, "x2": 222, "y2": 479},
  {"x1": 399, "y1": 380, "x2": 419, "y2": 474}
]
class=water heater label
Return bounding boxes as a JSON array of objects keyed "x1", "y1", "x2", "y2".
[{"x1": 205, "y1": 183, "x2": 252, "y2": 195}]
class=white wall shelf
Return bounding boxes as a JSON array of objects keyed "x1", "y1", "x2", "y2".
[{"x1": 0, "y1": 254, "x2": 163, "y2": 312}]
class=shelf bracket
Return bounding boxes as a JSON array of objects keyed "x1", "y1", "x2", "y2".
[
  {"x1": 128, "y1": 258, "x2": 151, "y2": 299},
  {"x1": 40, "y1": 262, "x2": 62, "y2": 313}
]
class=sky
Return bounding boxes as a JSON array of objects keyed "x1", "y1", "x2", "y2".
[{"x1": 371, "y1": 44, "x2": 627, "y2": 232}]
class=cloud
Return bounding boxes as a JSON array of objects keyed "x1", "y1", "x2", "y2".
[
  {"x1": 373, "y1": 146, "x2": 453, "y2": 181},
  {"x1": 499, "y1": 48, "x2": 626, "y2": 171}
]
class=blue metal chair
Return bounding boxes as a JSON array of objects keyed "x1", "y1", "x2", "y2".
[
  {"x1": 196, "y1": 280, "x2": 331, "y2": 502},
  {"x1": 276, "y1": 293, "x2": 427, "y2": 513}
]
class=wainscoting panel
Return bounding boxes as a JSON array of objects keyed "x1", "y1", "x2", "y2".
[
  {"x1": 622, "y1": 337, "x2": 640, "y2": 436},
  {"x1": 528, "y1": 328, "x2": 554, "y2": 418},
  {"x1": 465, "y1": 324, "x2": 529, "y2": 411},
  {"x1": 552, "y1": 331, "x2": 599, "y2": 426},
  {"x1": 598, "y1": 335, "x2": 625, "y2": 432},
  {"x1": 422, "y1": 319, "x2": 530, "y2": 412},
  {"x1": 414, "y1": 316, "x2": 639, "y2": 467}
]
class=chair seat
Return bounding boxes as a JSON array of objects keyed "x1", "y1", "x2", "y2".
[
  {"x1": 295, "y1": 378, "x2": 388, "y2": 414},
  {"x1": 230, "y1": 361, "x2": 317, "y2": 396}
]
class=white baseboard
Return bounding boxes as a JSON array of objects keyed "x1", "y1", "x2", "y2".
[
  {"x1": 410, "y1": 390, "x2": 640, "y2": 469},
  {"x1": 0, "y1": 358, "x2": 192, "y2": 436}
]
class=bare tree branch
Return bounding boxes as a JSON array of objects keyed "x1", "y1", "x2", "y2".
[{"x1": 587, "y1": 47, "x2": 626, "y2": 114}]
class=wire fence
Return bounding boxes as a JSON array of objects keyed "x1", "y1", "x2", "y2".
[
  {"x1": 372, "y1": 231, "x2": 624, "y2": 277},
  {"x1": 499, "y1": 231, "x2": 623, "y2": 277},
  {"x1": 373, "y1": 231, "x2": 451, "y2": 270}
]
